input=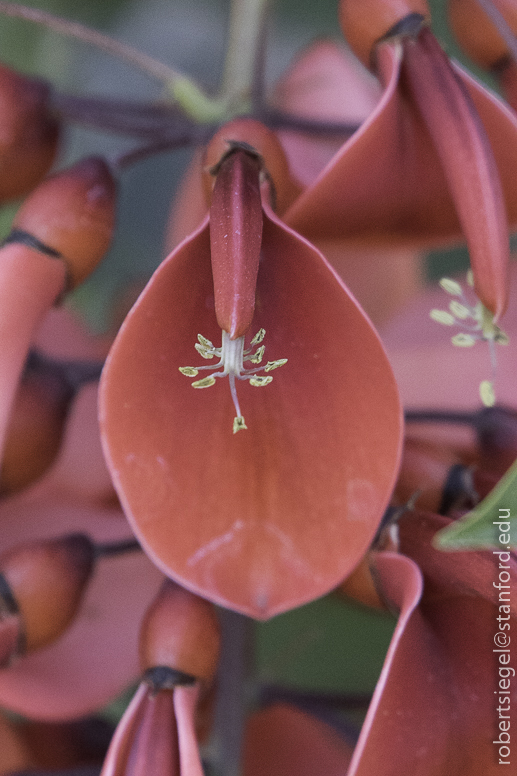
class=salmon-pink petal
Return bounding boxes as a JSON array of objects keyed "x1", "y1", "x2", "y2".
[
  {"x1": 39, "y1": 382, "x2": 115, "y2": 503},
  {"x1": 243, "y1": 703, "x2": 354, "y2": 776},
  {"x1": 402, "y1": 27, "x2": 509, "y2": 319},
  {"x1": 350, "y1": 526, "x2": 517, "y2": 774},
  {"x1": 165, "y1": 150, "x2": 208, "y2": 253},
  {"x1": 174, "y1": 684, "x2": 204, "y2": 776},
  {"x1": 34, "y1": 306, "x2": 111, "y2": 361},
  {"x1": 273, "y1": 39, "x2": 382, "y2": 187},
  {"x1": 100, "y1": 682, "x2": 149, "y2": 776},
  {"x1": 348, "y1": 552, "x2": 457, "y2": 776},
  {"x1": 100, "y1": 213, "x2": 402, "y2": 619}
]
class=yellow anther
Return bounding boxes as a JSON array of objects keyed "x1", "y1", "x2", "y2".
[{"x1": 192, "y1": 376, "x2": 217, "y2": 388}]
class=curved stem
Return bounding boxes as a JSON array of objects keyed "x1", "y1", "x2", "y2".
[
  {"x1": 219, "y1": 0, "x2": 271, "y2": 113},
  {"x1": 94, "y1": 538, "x2": 142, "y2": 559},
  {"x1": 0, "y1": 1, "x2": 186, "y2": 85},
  {"x1": 404, "y1": 409, "x2": 479, "y2": 425}
]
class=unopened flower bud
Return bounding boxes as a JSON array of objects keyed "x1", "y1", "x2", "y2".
[
  {"x1": 203, "y1": 118, "x2": 300, "y2": 214},
  {"x1": 12, "y1": 157, "x2": 117, "y2": 288},
  {"x1": 139, "y1": 580, "x2": 220, "y2": 684},
  {"x1": 339, "y1": 0, "x2": 430, "y2": 68},
  {"x1": 0, "y1": 354, "x2": 73, "y2": 495},
  {"x1": 395, "y1": 437, "x2": 472, "y2": 514},
  {"x1": 0, "y1": 63, "x2": 59, "y2": 202},
  {"x1": 448, "y1": 0, "x2": 517, "y2": 70},
  {"x1": 338, "y1": 553, "x2": 387, "y2": 609},
  {"x1": 0, "y1": 534, "x2": 95, "y2": 655}
]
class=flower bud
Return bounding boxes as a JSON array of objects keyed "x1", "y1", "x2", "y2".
[
  {"x1": 0, "y1": 63, "x2": 59, "y2": 202},
  {"x1": 339, "y1": 0, "x2": 430, "y2": 68},
  {"x1": 0, "y1": 354, "x2": 73, "y2": 495},
  {"x1": 395, "y1": 437, "x2": 467, "y2": 513},
  {"x1": 203, "y1": 118, "x2": 300, "y2": 214},
  {"x1": 139, "y1": 580, "x2": 220, "y2": 684},
  {"x1": 0, "y1": 534, "x2": 95, "y2": 654},
  {"x1": 12, "y1": 157, "x2": 117, "y2": 288},
  {"x1": 338, "y1": 553, "x2": 387, "y2": 609},
  {"x1": 448, "y1": 0, "x2": 517, "y2": 70}
]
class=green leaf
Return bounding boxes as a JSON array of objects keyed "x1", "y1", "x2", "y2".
[{"x1": 434, "y1": 458, "x2": 517, "y2": 550}]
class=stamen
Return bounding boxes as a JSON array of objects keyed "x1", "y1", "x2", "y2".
[
  {"x1": 430, "y1": 275, "x2": 509, "y2": 406},
  {"x1": 179, "y1": 329, "x2": 287, "y2": 433}
]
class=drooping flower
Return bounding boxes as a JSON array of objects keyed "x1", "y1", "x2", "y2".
[
  {"x1": 100, "y1": 580, "x2": 220, "y2": 776},
  {"x1": 284, "y1": 0, "x2": 517, "y2": 323},
  {"x1": 100, "y1": 119, "x2": 403, "y2": 620},
  {"x1": 342, "y1": 511, "x2": 517, "y2": 775}
]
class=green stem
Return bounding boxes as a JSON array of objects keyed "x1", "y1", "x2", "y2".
[{"x1": 219, "y1": 0, "x2": 271, "y2": 114}]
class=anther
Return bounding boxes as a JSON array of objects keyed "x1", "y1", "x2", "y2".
[{"x1": 179, "y1": 328, "x2": 287, "y2": 433}]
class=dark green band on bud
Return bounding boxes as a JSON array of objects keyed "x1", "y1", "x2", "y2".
[
  {"x1": 3, "y1": 229, "x2": 62, "y2": 259},
  {"x1": 381, "y1": 12, "x2": 426, "y2": 42},
  {"x1": 143, "y1": 665, "x2": 197, "y2": 692},
  {"x1": 208, "y1": 140, "x2": 264, "y2": 178},
  {"x1": 0, "y1": 573, "x2": 19, "y2": 616}
]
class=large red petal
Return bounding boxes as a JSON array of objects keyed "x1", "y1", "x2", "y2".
[
  {"x1": 243, "y1": 703, "x2": 354, "y2": 776},
  {"x1": 349, "y1": 552, "x2": 458, "y2": 776},
  {"x1": 100, "y1": 214, "x2": 402, "y2": 619}
]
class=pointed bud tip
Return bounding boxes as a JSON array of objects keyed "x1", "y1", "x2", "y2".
[
  {"x1": 339, "y1": 0, "x2": 430, "y2": 68},
  {"x1": 13, "y1": 156, "x2": 117, "y2": 288},
  {"x1": 448, "y1": 0, "x2": 517, "y2": 70},
  {"x1": 0, "y1": 63, "x2": 59, "y2": 202},
  {"x1": 139, "y1": 580, "x2": 220, "y2": 683},
  {"x1": 203, "y1": 118, "x2": 300, "y2": 214}
]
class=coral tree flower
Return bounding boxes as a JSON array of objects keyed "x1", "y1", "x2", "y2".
[
  {"x1": 271, "y1": 38, "x2": 425, "y2": 327},
  {"x1": 344, "y1": 511, "x2": 517, "y2": 775},
  {"x1": 285, "y1": 0, "x2": 517, "y2": 322},
  {"x1": 100, "y1": 580, "x2": 220, "y2": 776},
  {"x1": 100, "y1": 119, "x2": 403, "y2": 620}
]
